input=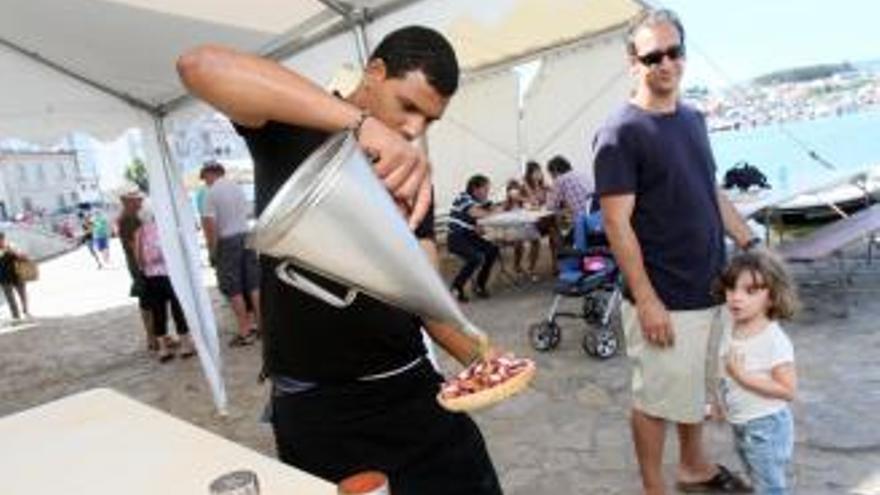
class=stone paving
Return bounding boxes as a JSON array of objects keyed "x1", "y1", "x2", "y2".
[{"x1": 1, "y1": 241, "x2": 879, "y2": 494}]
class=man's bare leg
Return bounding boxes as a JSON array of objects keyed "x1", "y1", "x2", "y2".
[
  {"x1": 632, "y1": 408, "x2": 668, "y2": 495},
  {"x1": 247, "y1": 290, "x2": 261, "y2": 334},
  {"x1": 676, "y1": 422, "x2": 717, "y2": 483},
  {"x1": 229, "y1": 294, "x2": 252, "y2": 337}
]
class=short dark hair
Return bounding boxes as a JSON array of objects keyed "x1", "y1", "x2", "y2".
[
  {"x1": 199, "y1": 161, "x2": 225, "y2": 179},
  {"x1": 466, "y1": 174, "x2": 490, "y2": 194},
  {"x1": 547, "y1": 155, "x2": 572, "y2": 176},
  {"x1": 626, "y1": 8, "x2": 686, "y2": 56},
  {"x1": 715, "y1": 251, "x2": 799, "y2": 321},
  {"x1": 370, "y1": 26, "x2": 459, "y2": 97}
]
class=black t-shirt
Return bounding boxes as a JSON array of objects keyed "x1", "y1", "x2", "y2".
[
  {"x1": 235, "y1": 120, "x2": 433, "y2": 383},
  {"x1": 593, "y1": 103, "x2": 725, "y2": 310},
  {"x1": 118, "y1": 213, "x2": 143, "y2": 282}
]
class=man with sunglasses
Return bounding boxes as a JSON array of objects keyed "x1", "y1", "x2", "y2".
[{"x1": 593, "y1": 9, "x2": 756, "y2": 494}]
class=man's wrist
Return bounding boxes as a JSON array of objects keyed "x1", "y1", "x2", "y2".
[
  {"x1": 346, "y1": 109, "x2": 370, "y2": 140},
  {"x1": 742, "y1": 236, "x2": 762, "y2": 251}
]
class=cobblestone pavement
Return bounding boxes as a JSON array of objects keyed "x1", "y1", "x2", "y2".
[{"x1": 2, "y1": 243, "x2": 878, "y2": 494}]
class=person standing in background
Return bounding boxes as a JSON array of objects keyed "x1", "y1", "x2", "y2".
[
  {"x1": 117, "y1": 187, "x2": 156, "y2": 352},
  {"x1": 79, "y1": 211, "x2": 101, "y2": 269},
  {"x1": 0, "y1": 232, "x2": 30, "y2": 320},
  {"x1": 92, "y1": 209, "x2": 111, "y2": 267},
  {"x1": 134, "y1": 206, "x2": 195, "y2": 362},
  {"x1": 593, "y1": 8, "x2": 756, "y2": 493},
  {"x1": 200, "y1": 162, "x2": 261, "y2": 347}
]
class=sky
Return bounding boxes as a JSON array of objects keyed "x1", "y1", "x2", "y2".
[{"x1": 653, "y1": 0, "x2": 880, "y2": 88}]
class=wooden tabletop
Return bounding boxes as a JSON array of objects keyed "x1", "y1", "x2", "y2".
[{"x1": 0, "y1": 388, "x2": 335, "y2": 495}]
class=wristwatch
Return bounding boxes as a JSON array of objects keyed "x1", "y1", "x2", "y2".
[{"x1": 743, "y1": 237, "x2": 762, "y2": 251}]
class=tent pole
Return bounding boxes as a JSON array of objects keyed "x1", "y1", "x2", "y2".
[
  {"x1": 149, "y1": 114, "x2": 227, "y2": 413},
  {"x1": 313, "y1": 0, "x2": 354, "y2": 17},
  {"x1": 352, "y1": 10, "x2": 370, "y2": 67}
]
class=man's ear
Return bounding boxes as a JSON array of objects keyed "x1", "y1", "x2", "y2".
[
  {"x1": 628, "y1": 56, "x2": 641, "y2": 77},
  {"x1": 364, "y1": 58, "x2": 387, "y2": 85}
]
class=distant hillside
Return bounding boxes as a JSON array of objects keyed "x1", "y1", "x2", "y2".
[
  {"x1": 855, "y1": 58, "x2": 880, "y2": 73},
  {"x1": 753, "y1": 62, "x2": 856, "y2": 85}
]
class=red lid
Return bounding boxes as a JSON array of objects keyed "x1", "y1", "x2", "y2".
[{"x1": 337, "y1": 471, "x2": 388, "y2": 494}]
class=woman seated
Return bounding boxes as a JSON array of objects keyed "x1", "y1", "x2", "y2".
[
  {"x1": 448, "y1": 175, "x2": 499, "y2": 302},
  {"x1": 521, "y1": 160, "x2": 549, "y2": 208},
  {"x1": 523, "y1": 160, "x2": 560, "y2": 274}
]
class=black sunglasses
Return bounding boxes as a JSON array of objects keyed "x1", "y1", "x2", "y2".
[{"x1": 636, "y1": 45, "x2": 685, "y2": 66}]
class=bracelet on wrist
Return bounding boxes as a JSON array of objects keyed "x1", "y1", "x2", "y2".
[{"x1": 348, "y1": 110, "x2": 370, "y2": 140}]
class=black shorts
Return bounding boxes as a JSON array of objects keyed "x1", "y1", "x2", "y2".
[{"x1": 270, "y1": 361, "x2": 502, "y2": 495}]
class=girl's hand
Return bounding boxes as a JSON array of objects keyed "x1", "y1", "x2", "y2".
[
  {"x1": 725, "y1": 351, "x2": 746, "y2": 381},
  {"x1": 706, "y1": 402, "x2": 725, "y2": 422}
]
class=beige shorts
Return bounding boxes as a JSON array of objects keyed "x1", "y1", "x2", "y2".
[{"x1": 622, "y1": 301, "x2": 722, "y2": 424}]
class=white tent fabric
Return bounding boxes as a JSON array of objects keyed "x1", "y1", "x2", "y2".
[
  {"x1": 0, "y1": 44, "x2": 144, "y2": 144},
  {"x1": 427, "y1": 70, "x2": 520, "y2": 210},
  {"x1": 0, "y1": 0, "x2": 645, "y2": 413},
  {"x1": 521, "y1": 28, "x2": 633, "y2": 174}
]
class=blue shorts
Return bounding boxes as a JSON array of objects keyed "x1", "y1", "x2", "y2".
[
  {"x1": 732, "y1": 407, "x2": 794, "y2": 494},
  {"x1": 94, "y1": 237, "x2": 109, "y2": 251}
]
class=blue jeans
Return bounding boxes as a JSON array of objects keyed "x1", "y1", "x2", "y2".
[{"x1": 732, "y1": 407, "x2": 794, "y2": 494}]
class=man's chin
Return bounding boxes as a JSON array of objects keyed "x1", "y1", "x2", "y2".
[{"x1": 649, "y1": 81, "x2": 679, "y2": 98}]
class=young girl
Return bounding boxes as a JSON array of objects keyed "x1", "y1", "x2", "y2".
[
  {"x1": 521, "y1": 161, "x2": 548, "y2": 208},
  {"x1": 716, "y1": 251, "x2": 799, "y2": 494}
]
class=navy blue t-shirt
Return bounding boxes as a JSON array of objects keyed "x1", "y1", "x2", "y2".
[{"x1": 592, "y1": 102, "x2": 725, "y2": 310}]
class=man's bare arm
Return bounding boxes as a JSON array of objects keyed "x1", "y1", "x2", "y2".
[
  {"x1": 601, "y1": 194, "x2": 673, "y2": 346},
  {"x1": 716, "y1": 188, "x2": 754, "y2": 248},
  {"x1": 419, "y1": 239, "x2": 487, "y2": 365},
  {"x1": 177, "y1": 44, "x2": 360, "y2": 130},
  {"x1": 601, "y1": 194, "x2": 657, "y2": 304},
  {"x1": 177, "y1": 45, "x2": 431, "y2": 223}
]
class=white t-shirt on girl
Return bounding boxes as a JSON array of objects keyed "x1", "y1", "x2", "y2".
[{"x1": 718, "y1": 321, "x2": 794, "y2": 424}]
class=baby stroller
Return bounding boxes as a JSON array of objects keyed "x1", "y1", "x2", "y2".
[{"x1": 528, "y1": 211, "x2": 623, "y2": 358}]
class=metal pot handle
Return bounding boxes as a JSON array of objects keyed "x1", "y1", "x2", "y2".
[{"x1": 275, "y1": 260, "x2": 358, "y2": 308}]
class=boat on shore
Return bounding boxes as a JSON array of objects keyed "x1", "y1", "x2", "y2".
[{"x1": 730, "y1": 165, "x2": 880, "y2": 226}]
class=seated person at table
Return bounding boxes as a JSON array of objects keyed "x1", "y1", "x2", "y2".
[
  {"x1": 449, "y1": 174, "x2": 500, "y2": 302},
  {"x1": 522, "y1": 160, "x2": 550, "y2": 208},
  {"x1": 546, "y1": 155, "x2": 595, "y2": 225},
  {"x1": 503, "y1": 179, "x2": 541, "y2": 280}
]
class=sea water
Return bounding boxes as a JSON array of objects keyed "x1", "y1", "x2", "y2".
[{"x1": 710, "y1": 109, "x2": 880, "y2": 195}]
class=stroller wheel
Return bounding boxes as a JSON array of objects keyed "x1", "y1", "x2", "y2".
[
  {"x1": 528, "y1": 321, "x2": 561, "y2": 351},
  {"x1": 583, "y1": 327, "x2": 619, "y2": 359}
]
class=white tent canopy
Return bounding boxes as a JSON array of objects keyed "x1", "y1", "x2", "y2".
[{"x1": 0, "y1": 0, "x2": 645, "y2": 412}]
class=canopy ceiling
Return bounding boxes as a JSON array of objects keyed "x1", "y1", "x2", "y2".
[{"x1": 1, "y1": 0, "x2": 642, "y2": 123}]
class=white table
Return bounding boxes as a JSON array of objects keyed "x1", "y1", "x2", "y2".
[
  {"x1": 478, "y1": 209, "x2": 556, "y2": 284},
  {"x1": 0, "y1": 388, "x2": 335, "y2": 495},
  {"x1": 478, "y1": 208, "x2": 555, "y2": 229}
]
